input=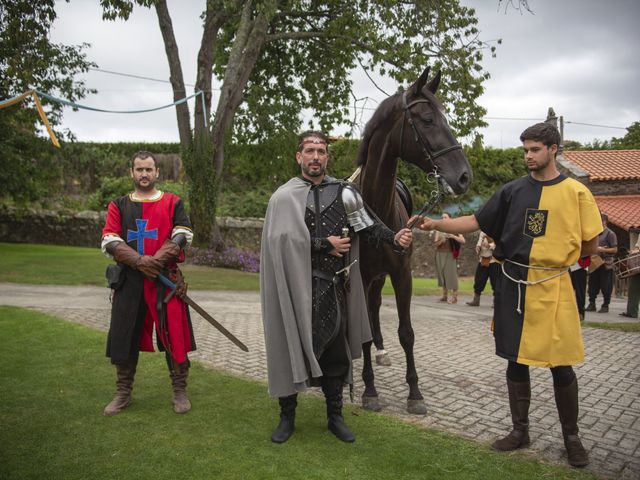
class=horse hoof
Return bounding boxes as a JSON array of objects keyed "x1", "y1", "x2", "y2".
[
  {"x1": 362, "y1": 395, "x2": 382, "y2": 412},
  {"x1": 407, "y1": 399, "x2": 427, "y2": 415},
  {"x1": 375, "y1": 351, "x2": 391, "y2": 366}
]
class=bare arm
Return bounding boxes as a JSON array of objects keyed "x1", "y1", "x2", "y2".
[
  {"x1": 450, "y1": 233, "x2": 466, "y2": 244},
  {"x1": 581, "y1": 236, "x2": 599, "y2": 257},
  {"x1": 410, "y1": 214, "x2": 480, "y2": 235},
  {"x1": 597, "y1": 245, "x2": 618, "y2": 254}
]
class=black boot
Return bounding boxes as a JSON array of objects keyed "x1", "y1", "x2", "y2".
[
  {"x1": 466, "y1": 293, "x2": 481, "y2": 306},
  {"x1": 271, "y1": 394, "x2": 297, "y2": 443},
  {"x1": 491, "y1": 378, "x2": 531, "y2": 451},
  {"x1": 322, "y1": 377, "x2": 355, "y2": 443},
  {"x1": 554, "y1": 378, "x2": 589, "y2": 467}
]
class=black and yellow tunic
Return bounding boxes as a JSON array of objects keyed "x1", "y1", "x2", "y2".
[{"x1": 475, "y1": 174, "x2": 602, "y2": 367}]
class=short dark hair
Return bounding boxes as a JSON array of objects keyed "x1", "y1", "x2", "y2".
[
  {"x1": 519, "y1": 123, "x2": 561, "y2": 149},
  {"x1": 130, "y1": 150, "x2": 158, "y2": 169},
  {"x1": 297, "y1": 130, "x2": 329, "y2": 152}
]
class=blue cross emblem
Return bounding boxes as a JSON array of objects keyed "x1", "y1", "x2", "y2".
[{"x1": 127, "y1": 219, "x2": 158, "y2": 255}]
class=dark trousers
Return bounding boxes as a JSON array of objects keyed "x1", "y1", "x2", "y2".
[
  {"x1": 588, "y1": 267, "x2": 614, "y2": 307},
  {"x1": 626, "y1": 275, "x2": 640, "y2": 318},
  {"x1": 570, "y1": 268, "x2": 587, "y2": 316},
  {"x1": 473, "y1": 262, "x2": 500, "y2": 295}
]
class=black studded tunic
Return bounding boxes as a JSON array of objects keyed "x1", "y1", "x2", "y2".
[{"x1": 303, "y1": 176, "x2": 396, "y2": 378}]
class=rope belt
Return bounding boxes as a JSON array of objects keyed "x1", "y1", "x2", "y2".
[{"x1": 501, "y1": 259, "x2": 569, "y2": 314}]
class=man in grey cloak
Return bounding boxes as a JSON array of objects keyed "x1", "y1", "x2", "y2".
[{"x1": 260, "y1": 130, "x2": 413, "y2": 443}]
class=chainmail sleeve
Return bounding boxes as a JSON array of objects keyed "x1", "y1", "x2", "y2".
[{"x1": 360, "y1": 222, "x2": 399, "y2": 250}]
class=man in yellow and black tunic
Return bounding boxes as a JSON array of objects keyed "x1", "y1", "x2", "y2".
[{"x1": 412, "y1": 123, "x2": 602, "y2": 468}]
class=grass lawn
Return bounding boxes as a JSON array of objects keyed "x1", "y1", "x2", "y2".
[
  {"x1": 583, "y1": 321, "x2": 640, "y2": 332},
  {"x1": 0, "y1": 306, "x2": 595, "y2": 480},
  {"x1": 0, "y1": 242, "x2": 474, "y2": 294}
]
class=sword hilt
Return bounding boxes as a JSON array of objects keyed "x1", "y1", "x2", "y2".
[{"x1": 158, "y1": 273, "x2": 176, "y2": 290}]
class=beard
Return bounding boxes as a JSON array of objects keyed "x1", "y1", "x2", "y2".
[
  {"x1": 134, "y1": 177, "x2": 156, "y2": 191},
  {"x1": 526, "y1": 153, "x2": 552, "y2": 171},
  {"x1": 302, "y1": 161, "x2": 325, "y2": 177}
]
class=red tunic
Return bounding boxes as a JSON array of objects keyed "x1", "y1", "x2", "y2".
[{"x1": 102, "y1": 192, "x2": 195, "y2": 365}]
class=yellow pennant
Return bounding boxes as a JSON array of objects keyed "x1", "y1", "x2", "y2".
[{"x1": 0, "y1": 90, "x2": 60, "y2": 148}]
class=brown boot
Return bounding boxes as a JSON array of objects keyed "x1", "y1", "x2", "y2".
[
  {"x1": 103, "y1": 362, "x2": 136, "y2": 416},
  {"x1": 491, "y1": 378, "x2": 531, "y2": 451},
  {"x1": 554, "y1": 378, "x2": 589, "y2": 467},
  {"x1": 466, "y1": 293, "x2": 481, "y2": 306},
  {"x1": 170, "y1": 364, "x2": 191, "y2": 413}
]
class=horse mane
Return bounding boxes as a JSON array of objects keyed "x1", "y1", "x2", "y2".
[{"x1": 356, "y1": 92, "x2": 403, "y2": 167}]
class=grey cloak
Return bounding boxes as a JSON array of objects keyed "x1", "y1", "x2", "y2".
[{"x1": 260, "y1": 176, "x2": 372, "y2": 398}]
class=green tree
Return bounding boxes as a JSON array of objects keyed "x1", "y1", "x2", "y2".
[
  {"x1": 611, "y1": 121, "x2": 640, "y2": 149},
  {"x1": 101, "y1": 0, "x2": 496, "y2": 245},
  {"x1": 0, "y1": 0, "x2": 95, "y2": 202}
]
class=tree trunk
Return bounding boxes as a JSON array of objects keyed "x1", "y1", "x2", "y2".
[{"x1": 154, "y1": 0, "x2": 192, "y2": 151}]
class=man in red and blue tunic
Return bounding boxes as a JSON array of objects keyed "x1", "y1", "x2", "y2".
[{"x1": 101, "y1": 150, "x2": 195, "y2": 416}]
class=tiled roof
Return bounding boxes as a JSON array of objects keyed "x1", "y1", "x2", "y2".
[
  {"x1": 562, "y1": 150, "x2": 640, "y2": 181},
  {"x1": 594, "y1": 195, "x2": 640, "y2": 231}
]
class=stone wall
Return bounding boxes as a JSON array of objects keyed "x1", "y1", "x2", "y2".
[{"x1": 0, "y1": 205, "x2": 482, "y2": 277}]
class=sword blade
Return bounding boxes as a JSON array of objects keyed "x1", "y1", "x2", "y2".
[
  {"x1": 158, "y1": 273, "x2": 248, "y2": 352},
  {"x1": 182, "y1": 294, "x2": 249, "y2": 352}
]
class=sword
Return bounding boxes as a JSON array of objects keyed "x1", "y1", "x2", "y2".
[{"x1": 158, "y1": 274, "x2": 249, "y2": 352}]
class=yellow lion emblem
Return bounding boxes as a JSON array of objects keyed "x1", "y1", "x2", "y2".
[{"x1": 527, "y1": 212, "x2": 546, "y2": 235}]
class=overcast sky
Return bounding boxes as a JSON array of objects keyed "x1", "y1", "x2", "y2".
[{"x1": 48, "y1": 0, "x2": 640, "y2": 148}]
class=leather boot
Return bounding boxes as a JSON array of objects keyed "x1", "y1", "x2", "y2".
[
  {"x1": 271, "y1": 394, "x2": 297, "y2": 443},
  {"x1": 170, "y1": 364, "x2": 191, "y2": 414},
  {"x1": 491, "y1": 378, "x2": 531, "y2": 451},
  {"x1": 466, "y1": 293, "x2": 481, "y2": 306},
  {"x1": 554, "y1": 378, "x2": 589, "y2": 467},
  {"x1": 322, "y1": 377, "x2": 355, "y2": 443},
  {"x1": 103, "y1": 362, "x2": 136, "y2": 416}
]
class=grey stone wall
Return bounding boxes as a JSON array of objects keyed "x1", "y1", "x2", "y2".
[{"x1": 0, "y1": 205, "x2": 482, "y2": 277}]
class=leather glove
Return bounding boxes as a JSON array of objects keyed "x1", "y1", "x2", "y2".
[
  {"x1": 170, "y1": 268, "x2": 188, "y2": 299},
  {"x1": 153, "y1": 240, "x2": 181, "y2": 267},
  {"x1": 136, "y1": 255, "x2": 163, "y2": 279},
  {"x1": 112, "y1": 242, "x2": 141, "y2": 268}
]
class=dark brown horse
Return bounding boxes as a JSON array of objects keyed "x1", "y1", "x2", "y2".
[{"x1": 353, "y1": 66, "x2": 472, "y2": 414}]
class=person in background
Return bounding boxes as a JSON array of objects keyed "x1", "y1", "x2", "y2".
[
  {"x1": 620, "y1": 236, "x2": 640, "y2": 319},
  {"x1": 586, "y1": 214, "x2": 617, "y2": 313},
  {"x1": 433, "y1": 213, "x2": 465, "y2": 304},
  {"x1": 570, "y1": 256, "x2": 591, "y2": 322},
  {"x1": 467, "y1": 231, "x2": 498, "y2": 307}
]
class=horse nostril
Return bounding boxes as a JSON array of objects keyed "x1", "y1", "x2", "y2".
[{"x1": 458, "y1": 171, "x2": 470, "y2": 189}]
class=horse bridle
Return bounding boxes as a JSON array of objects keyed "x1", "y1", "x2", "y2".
[
  {"x1": 399, "y1": 90, "x2": 462, "y2": 228},
  {"x1": 398, "y1": 90, "x2": 462, "y2": 169}
]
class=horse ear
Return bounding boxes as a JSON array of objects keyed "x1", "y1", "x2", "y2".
[
  {"x1": 412, "y1": 66, "x2": 431, "y2": 96},
  {"x1": 426, "y1": 71, "x2": 441, "y2": 94}
]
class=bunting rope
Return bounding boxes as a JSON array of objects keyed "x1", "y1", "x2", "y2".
[{"x1": 0, "y1": 89, "x2": 207, "y2": 148}]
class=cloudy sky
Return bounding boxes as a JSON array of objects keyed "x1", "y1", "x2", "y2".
[{"x1": 48, "y1": 0, "x2": 639, "y2": 148}]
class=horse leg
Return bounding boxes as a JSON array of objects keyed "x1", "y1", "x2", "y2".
[
  {"x1": 361, "y1": 340, "x2": 382, "y2": 411},
  {"x1": 368, "y1": 276, "x2": 391, "y2": 366},
  {"x1": 390, "y1": 269, "x2": 427, "y2": 415}
]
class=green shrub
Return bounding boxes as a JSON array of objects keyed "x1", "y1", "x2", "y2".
[
  {"x1": 87, "y1": 177, "x2": 190, "y2": 211},
  {"x1": 87, "y1": 177, "x2": 132, "y2": 210}
]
